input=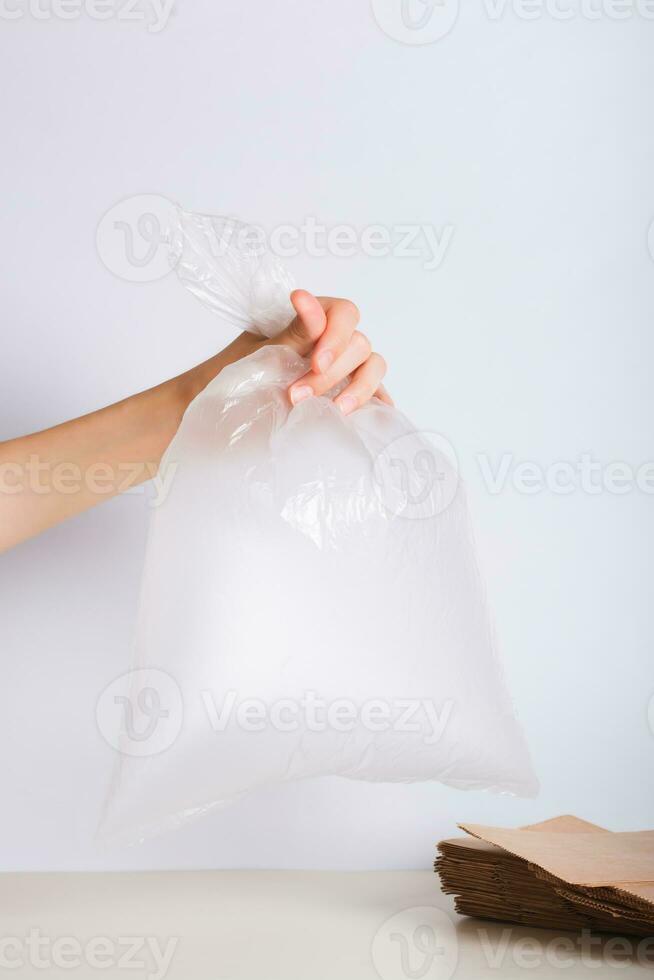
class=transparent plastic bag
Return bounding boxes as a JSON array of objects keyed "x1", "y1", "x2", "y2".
[{"x1": 99, "y1": 208, "x2": 538, "y2": 844}]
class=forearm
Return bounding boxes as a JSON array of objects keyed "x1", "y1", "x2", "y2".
[{"x1": 0, "y1": 337, "x2": 254, "y2": 552}]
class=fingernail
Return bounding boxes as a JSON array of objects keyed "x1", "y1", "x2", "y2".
[
  {"x1": 337, "y1": 394, "x2": 357, "y2": 416},
  {"x1": 290, "y1": 385, "x2": 313, "y2": 406},
  {"x1": 316, "y1": 350, "x2": 334, "y2": 373}
]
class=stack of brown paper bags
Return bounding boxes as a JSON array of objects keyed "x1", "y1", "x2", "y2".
[{"x1": 435, "y1": 815, "x2": 654, "y2": 937}]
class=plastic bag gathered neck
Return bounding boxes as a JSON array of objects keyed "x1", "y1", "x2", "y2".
[{"x1": 172, "y1": 210, "x2": 296, "y2": 338}]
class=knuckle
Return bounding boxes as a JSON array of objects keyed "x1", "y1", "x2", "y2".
[
  {"x1": 338, "y1": 298, "x2": 360, "y2": 324},
  {"x1": 305, "y1": 375, "x2": 325, "y2": 395},
  {"x1": 373, "y1": 352, "x2": 387, "y2": 376},
  {"x1": 287, "y1": 317, "x2": 305, "y2": 341},
  {"x1": 353, "y1": 330, "x2": 372, "y2": 358}
]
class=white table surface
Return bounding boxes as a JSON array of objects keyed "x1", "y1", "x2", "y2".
[{"x1": 1, "y1": 870, "x2": 652, "y2": 979}]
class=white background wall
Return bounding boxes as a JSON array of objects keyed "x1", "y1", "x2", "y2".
[{"x1": 0, "y1": 0, "x2": 652, "y2": 872}]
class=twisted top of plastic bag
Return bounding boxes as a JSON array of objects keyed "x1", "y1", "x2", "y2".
[{"x1": 170, "y1": 208, "x2": 296, "y2": 339}]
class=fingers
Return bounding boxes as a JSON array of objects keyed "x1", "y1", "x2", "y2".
[
  {"x1": 375, "y1": 383, "x2": 394, "y2": 407},
  {"x1": 270, "y1": 291, "x2": 361, "y2": 373},
  {"x1": 269, "y1": 289, "x2": 391, "y2": 414},
  {"x1": 310, "y1": 297, "x2": 360, "y2": 375},
  {"x1": 334, "y1": 353, "x2": 388, "y2": 416},
  {"x1": 290, "y1": 330, "x2": 372, "y2": 404},
  {"x1": 271, "y1": 289, "x2": 327, "y2": 355}
]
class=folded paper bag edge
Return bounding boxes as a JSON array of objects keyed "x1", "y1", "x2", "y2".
[
  {"x1": 520, "y1": 814, "x2": 608, "y2": 834},
  {"x1": 436, "y1": 815, "x2": 607, "y2": 858},
  {"x1": 458, "y1": 822, "x2": 654, "y2": 888}
]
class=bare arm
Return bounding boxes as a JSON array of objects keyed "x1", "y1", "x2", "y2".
[
  {"x1": 0, "y1": 333, "x2": 258, "y2": 551},
  {"x1": 0, "y1": 291, "x2": 390, "y2": 553}
]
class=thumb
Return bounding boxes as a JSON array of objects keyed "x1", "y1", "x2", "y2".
[{"x1": 270, "y1": 289, "x2": 327, "y2": 354}]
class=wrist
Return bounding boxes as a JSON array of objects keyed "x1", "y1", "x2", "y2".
[
  {"x1": 181, "y1": 333, "x2": 263, "y2": 405},
  {"x1": 178, "y1": 352, "x2": 227, "y2": 408}
]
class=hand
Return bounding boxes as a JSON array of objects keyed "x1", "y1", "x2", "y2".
[{"x1": 266, "y1": 290, "x2": 392, "y2": 414}]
